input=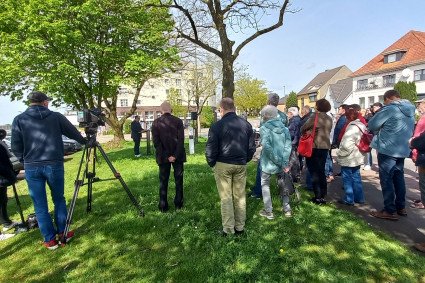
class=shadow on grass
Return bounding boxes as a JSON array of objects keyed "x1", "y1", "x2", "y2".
[{"x1": 1, "y1": 145, "x2": 425, "y2": 281}]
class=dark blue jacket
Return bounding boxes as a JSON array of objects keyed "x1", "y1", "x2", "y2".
[
  {"x1": 288, "y1": 115, "x2": 301, "y2": 147},
  {"x1": 332, "y1": 114, "x2": 347, "y2": 146},
  {"x1": 206, "y1": 112, "x2": 256, "y2": 167},
  {"x1": 11, "y1": 105, "x2": 85, "y2": 166}
]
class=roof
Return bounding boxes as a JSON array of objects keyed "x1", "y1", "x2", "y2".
[
  {"x1": 298, "y1": 66, "x2": 347, "y2": 95},
  {"x1": 278, "y1": 96, "x2": 287, "y2": 105},
  {"x1": 328, "y1": 77, "x2": 353, "y2": 104},
  {"x1": 351, "y1": 30, "x2": 425, "y2": 77}
]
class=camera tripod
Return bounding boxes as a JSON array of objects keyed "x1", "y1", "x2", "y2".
[{"x1": 62, "y1": 132, "x2": 144, "y2": 243}]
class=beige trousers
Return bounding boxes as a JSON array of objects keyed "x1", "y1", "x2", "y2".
[{"x1": 213, "y1": 162, "x2": 247, "y2": 234}]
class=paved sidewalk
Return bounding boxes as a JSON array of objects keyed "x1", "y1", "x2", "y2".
[{"x1": 326, "y1": 153, "x2": 425, "y2": 247}]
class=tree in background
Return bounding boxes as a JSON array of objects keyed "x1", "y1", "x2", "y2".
[
  {"x1": 167, "y1": 88, "x2": 187, "y2": 118},
  {"x1": 157, "y1": 0, "x2": 296, "y2": 99},
  {"x1": 0, "y1": 0, "x2": 178, "y2": 141},
  {"x1": 285, "y1": 91, "x2": 298, "y2": 108},
  {"x1": 394, "y1": 81, "x2": 417, "y2": 104},
  {"x1": 234, "y1": 76, "x2": 268, "y2": 117}
]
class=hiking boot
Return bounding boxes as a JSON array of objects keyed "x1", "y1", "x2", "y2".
[
  {"x1": 414, "y1": 243, "x2": 425, "y2": 253},
  {"x1": 0, "y1": 233, "x2": 15, "y2": 241},
  {"x1": 259, "y1": 209, "x2": 274, "y2": 220},
  {"x1": 235, "y1": 229, "x2": 245, "y2": 236},
  {"x1": 2, "y1": 221, "x2": 18, "y2": 232},
  {"x1": 370, "y1": 210, "x2": 398, "y2": 221},
  {"x1": 397, "y1": 208, "x2": 407, "y2": 216},
  {"x1": 43, "y1": 239, "x2": 59, "y2": 250},
  {"x1": 58, "y1": 230, "x2": 75, "y2": 244},
  {"x1": 283, "y1": 210, "x2": 292, "y2": 218}
]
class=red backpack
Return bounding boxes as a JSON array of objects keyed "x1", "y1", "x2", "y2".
[{"x1": 354, "y1": 124, "x2": 373, "y2": 153}]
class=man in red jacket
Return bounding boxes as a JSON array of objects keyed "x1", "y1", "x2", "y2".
[{"x1": 151, "y1": 101, "x2": 187, "y2": 212}]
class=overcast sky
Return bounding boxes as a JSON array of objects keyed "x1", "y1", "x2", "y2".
[{"x1": 1, "y1": 0, "x2": 425, "y2": 125}]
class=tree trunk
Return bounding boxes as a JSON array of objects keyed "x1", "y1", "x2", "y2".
[
  {"x1": 106, "y1": 113, "x2": 125, "y2": 142},
  {"x1": 221, "y1": 55, "x2": 235, "y2": 99}
]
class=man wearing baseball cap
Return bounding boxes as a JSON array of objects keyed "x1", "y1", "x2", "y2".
[{"x1": 11, "y1": 91, "x2": 86, "y2": 250}]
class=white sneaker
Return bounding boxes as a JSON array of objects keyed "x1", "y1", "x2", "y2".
[
  {"x1": 259, "y1": 209, "x2": 274, "y2": 220},
  {"x1": 284, "y1": 210, "x2": 292, "y2": 218},
  {"x1": 0, "y1": 233, "x2": 15, "y2": 241},
  {"x1": 135, "y1": 154, "x2": 141, "y2": 158},
  {"x1": 363, "y1": 165, "x2": 371, "y2": 171}
]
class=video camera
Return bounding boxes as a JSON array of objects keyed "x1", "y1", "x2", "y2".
[{"x1": 77, "y1": 108, "x2": 106, "y2": 134}]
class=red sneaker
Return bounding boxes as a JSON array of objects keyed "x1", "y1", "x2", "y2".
[
  {"x1": 58, "y1": 230, "x2": 75, "y2": 245},
  {"x1": 43, "y1": 239, "x2": 59, "y2": 250}
]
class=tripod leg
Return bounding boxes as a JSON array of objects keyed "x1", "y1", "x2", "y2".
[
  {"x1": 95, "y1": 142, "x2": 145, "y2": 216},
  {"x1": 12, "y1": 184, "x2": 26, "y2": 226}
]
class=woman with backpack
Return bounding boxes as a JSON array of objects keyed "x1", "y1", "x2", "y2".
[{"x1": 336, "y1": 107, "x2": 366, "y2": 205}]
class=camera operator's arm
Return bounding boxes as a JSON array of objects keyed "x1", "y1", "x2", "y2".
[
  {"x1": 11, "y1": 116, "x2": 24, "y2": 162},
  {"x1": 58, "y1": 114, "x2": 86, "y2": 144}
]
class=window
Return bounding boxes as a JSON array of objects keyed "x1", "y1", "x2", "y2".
[
  {"x1": 309, "y1": 93, "x2": 317, "y2": 102},
  {"x1": 166, "y1": 89, "x2": 170, "y2": 96},
  {"x1": 145, "y1": 111, "x2": 154, "y2": 121},
  {"x1": 359, "y1": 97, "x2": 365, "y2": 109},
  {"x1": 176, "y1": 79, "x2": 181, "y2": 86},
  {"x1": 378, "y1": 95, "x2": 384, "y2": 103},
  {"x1": 164, "y1": 79, "x2": 169, "y2": 84},
  {"x1": 414, "y1": 69, "x2": 425, "y2": 81},
  {"x1": 357, "y1": 79, "x2": 368, "y2": 91},
  {"x1": 301, "y1": 98, "x2": 305, "y2": 107},
  {"x1": 120, "y1": 99, "x2": 128, "y2": 107},
  {"x1": 382, "y1": 74, "x2": 396, "y2": 87},
  {"x1": 156, "y1": 111, "x2": 162, "y2": 118},
  {"x1": 368, "y1": 96, "x2": 374, "y2": 107},
  {"x1": 384, "y1": 51, "x2": 405, "y2": 64},
  {"x1": 136, "y1": 100, "x2": 141, "y2": 106}
]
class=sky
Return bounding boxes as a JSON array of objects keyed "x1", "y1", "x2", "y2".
[{"x1": 1, "y1": 0, "x2": 425, "y2": 125}]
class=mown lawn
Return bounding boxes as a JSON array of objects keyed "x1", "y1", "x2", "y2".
[{"x1": 1, "y1": 139, "x2": 425, "y2": 282}]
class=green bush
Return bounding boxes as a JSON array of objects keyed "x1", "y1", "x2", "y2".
[
  {"x1": 200, "y1": 106, "x2": 214, "y2": 128},
  {"x1": 123, "y1": 119, "x2": 132, "y2": 134}
]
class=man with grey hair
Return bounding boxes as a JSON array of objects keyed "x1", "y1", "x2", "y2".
[
  {"x1": 258, "y1": 105, "x2": 292, "y2": 219},
  {"x1": 268, "y1": 93, "x2": 288, "y2": 126},
  {"x1": 152, "y1": 101, "x2": 186, "y2": 212},
  {"x1": 206, "y1": 98, "x2": 256, "y2": 236}
]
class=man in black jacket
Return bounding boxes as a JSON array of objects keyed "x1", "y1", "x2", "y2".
[
  {"x1": 130, "y1": 115, "x2": 143, "y2": 157},
  {"x1": 0, "y1": 143, "x2": 17, "y2": 240},
  {"x1": 11, "y1": 91, "x2": 86, "y2": 250},
  {"x1": 151, "y1": 101, "x2": 186, "y2": 212},
  {"x1": 206, "y1": 98, "x2": 256, "y2": 236}
]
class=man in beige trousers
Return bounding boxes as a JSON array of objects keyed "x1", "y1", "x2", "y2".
[{"x1": 206, "y1": 98, "x2": 256, "y2": 236}]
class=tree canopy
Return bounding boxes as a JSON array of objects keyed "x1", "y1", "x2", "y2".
[
  {"x1": 234, "y1": 76, "x2": 268, "y2": 116},
  {"x1": 0, "y1": 0, "x2": 178, "y2": 140},
  {"x1": 285, "y1": 91, "x2": 298, "y2": 108},
  {"x1": 394, "y1": 81, "x2": 417, "y2": 104}
]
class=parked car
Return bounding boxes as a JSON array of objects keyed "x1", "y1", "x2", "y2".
[{"x1": 63, "y1": 136, "x2": 83, "y2": 155}]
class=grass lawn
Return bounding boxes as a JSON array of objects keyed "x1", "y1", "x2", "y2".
[{"x1": 1, "y1": 139, "x2": 425, "y2": 282}]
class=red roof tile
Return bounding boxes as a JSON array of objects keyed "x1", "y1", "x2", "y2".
[{"x1": 351, "y1": 30, "x2": 425, "y2": 77}]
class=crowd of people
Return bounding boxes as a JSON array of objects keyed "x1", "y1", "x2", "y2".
[{"x1": 2, "y1": 89, "x2": 425, "y2": 253}]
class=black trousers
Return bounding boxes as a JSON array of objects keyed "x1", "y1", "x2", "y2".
[
  {"x1": 0, "y1": 186, "x2": 11, "y2": 225},
  {"x1": 158, "y1": 162, "x2": 184, "y2": 211},
  {"x1": 133, "y1": 138, "x2": 140, "y2": 155},
  {"x1": 305, "y1": 148, "x2": 328, "y2": 199}
]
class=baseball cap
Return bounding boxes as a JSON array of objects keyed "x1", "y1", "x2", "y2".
[
  {"x1": 415, "y1": 98, "x2": 425, "y2": 103},
  {"x1": 27, "y1": 91, "x2": 52, "y2": 103}
]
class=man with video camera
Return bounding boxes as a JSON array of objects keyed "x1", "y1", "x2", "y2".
[{"x1": 11, "y1": 91, "x2": 86, "y2": 250}]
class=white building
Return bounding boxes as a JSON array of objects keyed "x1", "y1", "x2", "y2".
[{"x1": 351, "y1": 30, "x2": 425, "y2": 109}]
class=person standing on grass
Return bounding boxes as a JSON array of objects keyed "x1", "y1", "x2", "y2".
[
  {"x1": 258, "y1": 105, "x2": 292, "y2": 219},
  {"x1": 206, "y1": 98, "x2": 256, "y2": 236},
  {"x1": 369, "y1": 89, "x2": 415, "y2": 221},
  {"x1": 250, "y1": 93, "x2": 288, "y2": 198},
  {"x1": 11, "y1": 91, "x2": 86, "y2": 250},
  {"x1": 301, "y1": 99, "x2": 333, "y2": 204},
  {"x1": 336, "y1": 107, "x2": 366, "y2": 206},
  {"x1": 410, "y1": 99, "x2": 425, "y2": 209},
  {"x1": 151, "y1": 101, "x2": 186, "y2": 213},
  {"x1": 131, "y1": 115, "x2": 143, "y2": 157}
]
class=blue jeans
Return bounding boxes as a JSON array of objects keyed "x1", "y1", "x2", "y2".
[
  {"x1": 25, "y1": 163, "x2": 67, "y2": 242},
  {"x1": 325, "y1": 151, "x2": 333, "y2": 177},
  {"x1": 252, "y1": 162, "x2": 262, "y2": 197},
  {"x1": 341, "y1": 166, "x2": 364, "y2": 204},
  {"x1": 377, "y1": 153, "x2": 406, "y2": 213}
]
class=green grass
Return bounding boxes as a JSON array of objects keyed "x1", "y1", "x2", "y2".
[{"x1": 1, "y1": 140, "x2": 425, "y2": 282}]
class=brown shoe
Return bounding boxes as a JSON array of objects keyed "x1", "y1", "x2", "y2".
[
  {"x1": 397, "y1": 208, "x2": 407, "y2": 216},
  {"x1": 370, "y1": 210, "x2": 399, "y2": 221},
  {"x1": 414, "y1": 243, "x2": 425, "y2": 253}
]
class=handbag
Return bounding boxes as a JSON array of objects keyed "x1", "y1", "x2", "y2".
[
  {"x1": 297, "y1": 113, "x2": 318, "y2": 158},
  {"x1": 10, "y1": 155, "x2": 24, "y2": 171}
]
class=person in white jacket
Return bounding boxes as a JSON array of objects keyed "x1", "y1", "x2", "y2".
[{"x1": 336, "y1": 107, "x2": 366, "y2": 205}]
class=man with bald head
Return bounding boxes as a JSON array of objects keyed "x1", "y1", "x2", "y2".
[{"x1": 151, "y1": 101, "x2": 187, "y2": 212}]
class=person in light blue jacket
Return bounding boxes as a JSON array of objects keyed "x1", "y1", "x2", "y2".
[
  {"x1": 368, "y1": 89, "x2": 415, "y2": 221},
  {"x1": 258, "y1": 105, "x2": 292, "y2": 220}
]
